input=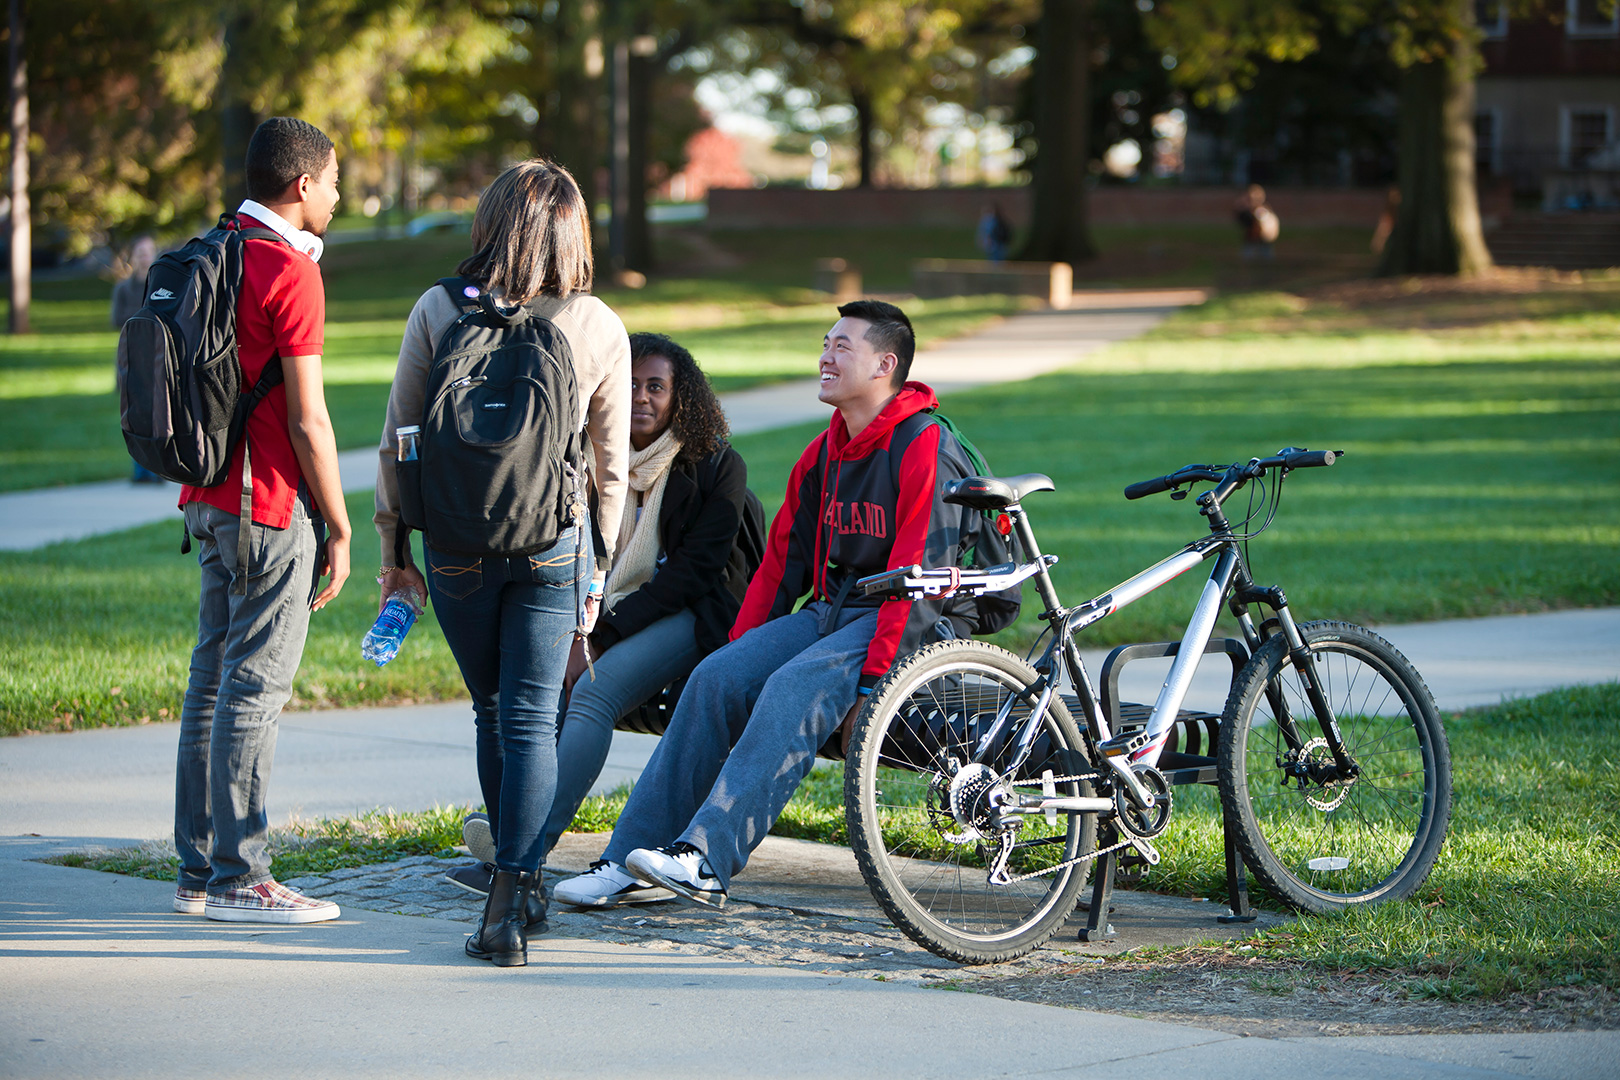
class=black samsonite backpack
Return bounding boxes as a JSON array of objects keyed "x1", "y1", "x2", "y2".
[{"x1": 394, "y1": 277, "x2": 588, "y2": 563}]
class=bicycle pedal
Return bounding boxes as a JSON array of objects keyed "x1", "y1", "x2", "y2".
[{"x1": 1097, "y1": 730, "x2": 1152, "y2": 759}]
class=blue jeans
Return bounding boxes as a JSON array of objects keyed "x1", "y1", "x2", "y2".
[
  {"x1": 176, "y1": 497, "x2": 317, "y2": 892},
  {"x1": 602, "y1": 603, "x2": 876, "y2": 890},
  {"x1": 541, "y1": 608, "x2": 701, "y2": 859},
  {"x1": 426, "y1": 527, "x2": 592, "y2": 875}
]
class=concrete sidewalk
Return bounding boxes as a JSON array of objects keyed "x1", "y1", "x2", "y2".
[
  {"x1": 0, "y1": 298, "x2": 1201, "y2": 550},
  {"x1": 4, "y1": 857, "x2": 1615, "y2": 1079}
]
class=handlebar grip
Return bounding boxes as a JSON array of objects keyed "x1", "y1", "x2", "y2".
[
  {"x1": 1124, "y1": 475, "x2": 1174, "y2": 500},
  {"x1": 1283, "y1": 449, "x2": 1340, "y2": 469}
]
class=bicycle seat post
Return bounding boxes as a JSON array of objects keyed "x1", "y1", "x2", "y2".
[{"x1": 1008, "y1": 506, "x2": 1064, "y2": 619}]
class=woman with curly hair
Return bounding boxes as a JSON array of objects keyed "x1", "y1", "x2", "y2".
[{"x1": 457, "y1": 331, "x2": 754, "y2": 907}]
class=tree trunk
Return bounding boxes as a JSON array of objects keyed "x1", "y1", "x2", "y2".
[
  {"x1": 627, "y1": 45, "x2": 655, "y2": 271},
  {"x1": 1378, "y1": 9, "x2": 1492, "y2": 277},
  {"x1": 8, "y1": 0, "x2": 28, "y2": 335},
  {"x1": 545, "y1": 1, "x2": 602, "y2": 225},
  {"x1": 608, "y1": 38, "x2": 629, "y2": 273},
  {"x1": 220, "y1": 9, "x2": 257, "y2": 212},
  {"x1": 852, "y1": 86, "x2": 875, "y2": 188},
  {"x1": 1016, "y1": 0, "x2": 1096, "y2": 265}
]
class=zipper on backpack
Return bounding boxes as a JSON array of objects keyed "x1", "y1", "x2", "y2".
[{"x1": 447, "y1": 375, "x2": 487, "y2": 391}]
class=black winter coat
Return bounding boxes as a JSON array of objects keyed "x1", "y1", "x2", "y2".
[{"x1": 590, "y1": 443, "x2": 750, "y2": 658}]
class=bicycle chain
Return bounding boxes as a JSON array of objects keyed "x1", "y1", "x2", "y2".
[
  {"x1": 992, "y1": 831, "x2": 1158, "y2": 884},
  {"x1": 989, "y1": 771, "x2": 1161, "y2": 884}
]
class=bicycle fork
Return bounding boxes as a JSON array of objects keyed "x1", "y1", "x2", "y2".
[{"x1": 1230, "y1": 577, "x2": 1360, "y2": 780}]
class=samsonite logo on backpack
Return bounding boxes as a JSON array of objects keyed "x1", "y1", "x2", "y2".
[
  {"x1": 394, "y1": 278, "x2": 587, "y2": 558},
  {"x1": 115, "y1": 215, "x2": 288, "y2": 487}
]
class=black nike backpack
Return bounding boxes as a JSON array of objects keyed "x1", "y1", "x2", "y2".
[
  {"x1": 394, "y1": 277, "x2": 588, "y2": 563},
  {"x1": 116, "y1": 215, "x2": 292, "y2": 592},
  {"x1": 116, "y1": 215, "x2": 289, "y2": 488}
]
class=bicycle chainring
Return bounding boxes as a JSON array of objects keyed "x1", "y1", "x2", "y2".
[{"x1": 1113, "y1": 765, "x2": 1172, "y2": 839}]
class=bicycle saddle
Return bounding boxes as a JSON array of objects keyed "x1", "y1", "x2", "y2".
[{"x1": 943, "y1": 473, "x2": 1055, "y2": 510}]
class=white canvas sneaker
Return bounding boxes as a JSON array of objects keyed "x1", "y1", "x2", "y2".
[
  {"x1": 552, "y1": 861, "x2": 676, "y2": 908},
  {"x1": 462, "y1": 812, "x2": 497, "y2": 865}
]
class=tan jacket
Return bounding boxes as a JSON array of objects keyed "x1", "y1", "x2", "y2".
[{"x1": 373, "y1": 285, "x2": 631, "y2": 578}]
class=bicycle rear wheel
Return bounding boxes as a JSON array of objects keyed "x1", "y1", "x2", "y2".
[
  {"x1": 845, "y1": 640, "x2": 1095, "y2": 964},
  {"x1": 1219, "y1": 620, "x2": 1451, "y2": 913}
]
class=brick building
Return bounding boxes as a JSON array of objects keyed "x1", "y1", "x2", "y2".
[{"x1": 1476, "y1": 0, "x2": 1620, "y2": 209}]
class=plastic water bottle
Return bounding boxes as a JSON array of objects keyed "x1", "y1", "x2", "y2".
[{"x1": 361, "y1": 585, "x2": 424, "y2": 666}]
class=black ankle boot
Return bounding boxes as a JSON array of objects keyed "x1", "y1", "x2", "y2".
[
  {"x1": 466, "y1": 869, "x2": 534, "y2": 967},
  {"x1": 525, "y1": 869, "x2": 548, "y2": 934}
]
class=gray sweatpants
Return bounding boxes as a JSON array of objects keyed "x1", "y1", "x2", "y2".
[{"x1": 602, "y1": 602, "x2": 878, "y2": 890}]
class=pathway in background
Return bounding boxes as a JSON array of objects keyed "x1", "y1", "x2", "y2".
[{"x1": 0, "y1": 294, "x2": 1203, "y2": 550}]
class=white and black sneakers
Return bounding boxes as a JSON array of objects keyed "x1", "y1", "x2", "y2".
[
  {"x1": 625, "y1": 843, "x2": 727, "y2": 909},
  {"x1": 552, "y1": 860, "x2": 678, "y2": 908}
]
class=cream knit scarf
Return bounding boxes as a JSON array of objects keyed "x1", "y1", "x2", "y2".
[{"x1": 604, "y1": 427, "x2": 682, "y2": 611}]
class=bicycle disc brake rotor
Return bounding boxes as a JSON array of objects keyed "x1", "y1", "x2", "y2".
[{"x1": 1295, "y1": 737, "x2": 1354, "y2": 812}]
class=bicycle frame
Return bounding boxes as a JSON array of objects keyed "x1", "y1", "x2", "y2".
[{"x1": 864, "y1": 464, "x2": 1350, "y2": 817}]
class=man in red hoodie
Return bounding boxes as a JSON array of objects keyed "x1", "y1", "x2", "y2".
[{"x1": 555, "y1": 300, "x2": 997, "y2": 909}]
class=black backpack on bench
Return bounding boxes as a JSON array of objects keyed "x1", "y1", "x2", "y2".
[{"x1": 394, "y1": 277, "x2": 588, "y2": 564}]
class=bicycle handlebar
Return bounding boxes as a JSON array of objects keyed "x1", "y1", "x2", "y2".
[
  {"x1": 1124, "y1": 448, "x2": 1341, "y2": 501},
  {"x1": 1124, "y1": 464, "x2": 1222, "y2": 500}
]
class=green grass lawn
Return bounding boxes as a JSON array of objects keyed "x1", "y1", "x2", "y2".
[
  {"x1": 56, "y1": 682, "x2": 1620, "y2": 1003},
  {"x1": 2, "y1": 271, "x2": 1616, "y2": 734},
  {"x1": 0, "y1": 220, "x2": 1373, "y2": 492},
  {"x1": 0, "y1": 228, "x2": 1030, "y2": 491}
]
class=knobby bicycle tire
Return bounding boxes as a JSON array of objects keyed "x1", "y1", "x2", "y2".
[
  {"x1": 844, "y1": 640, "x2": 1096, "y2": 964},
  {"x1": 1218, "y1": 620, "x2": 1452, "y2": 913}
]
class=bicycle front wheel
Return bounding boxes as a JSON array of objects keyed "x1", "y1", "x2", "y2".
[
  {"x1": 845, "y1": 640, "x2": 1095, "y2": 964},
  {"x1": 1219, "y1": 620, "x2": 1452, "y2": 913}
]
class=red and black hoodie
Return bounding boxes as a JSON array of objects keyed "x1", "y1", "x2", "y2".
[{"x1": 730, "y1": 381, "x2": 989, "y2": 690}]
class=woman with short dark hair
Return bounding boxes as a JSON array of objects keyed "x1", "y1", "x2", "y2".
[{"x1": 373, "y1": 159, "x2": 630, "y2": 966}]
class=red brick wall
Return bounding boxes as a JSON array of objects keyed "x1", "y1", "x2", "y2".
[{"x1": 707, "y1": 186, "x2": 1400, "y2": 229}]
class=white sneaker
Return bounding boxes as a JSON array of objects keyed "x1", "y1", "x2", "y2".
[
  {"x1": 552, "y1": 861, "x2": 676, "y2": 908},
  {"x1": 462, "y1": 813, "x2": 496, "y2": 865},
  {"x1": 625, "y1": 843, "x2": 727, "y2": 909}
]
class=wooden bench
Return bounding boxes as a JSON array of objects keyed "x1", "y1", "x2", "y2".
[
  {"x1": 812, "y1": 258, "x2": 863, "y2": 302},
  {"x1": 911, "y1": 258, "x2": 1073, "y2": 308}
]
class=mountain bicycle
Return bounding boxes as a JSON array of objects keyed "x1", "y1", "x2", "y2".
[{"x1": 845, "y1": 448, "x2": 1452, "y2": 964}]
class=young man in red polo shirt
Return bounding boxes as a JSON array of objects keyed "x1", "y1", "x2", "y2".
[{"x1": 173, "y1": 117, "x2": 352, "y2": 924}]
